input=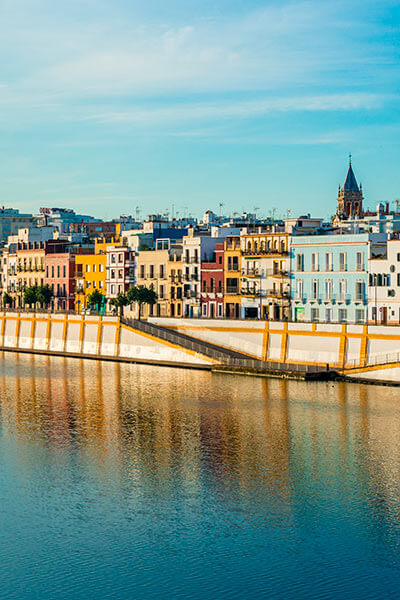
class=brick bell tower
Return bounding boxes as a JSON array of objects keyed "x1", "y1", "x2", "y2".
[{"x1": 336, "y1": 155, "x2": 363, "y2": 220}]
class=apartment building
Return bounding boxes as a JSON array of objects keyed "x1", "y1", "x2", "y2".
[
  {"x1": 14, "y1": 241, "x2": 46, "y2": 307},
  {"x1": 224, "y1": 235, "x2": 241, "y2": 318},
  {"x1": 368, "y1": 237, "x2": 400, "y2": 324},
  {"x1": 200, "y1": 243, "x2": 224, "y2": 318},
  {"x1": 291, "y1": 233, "x2": 386, "y2": 323},
  {"x1": 75, "y1": 240, "x2": 107, "y2": 313},
  {"x1": 106, "y1": 246, "x2": 136, "y2": 303},
  {"x1": 240, "y1": 232, "x2": 290, "y2": 320},
  {"x1": 136, "y1": 239, "x2": 183, "y2": 317}
]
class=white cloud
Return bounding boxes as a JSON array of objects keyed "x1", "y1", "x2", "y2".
[{"x1": 85, "y1": 93, "x2": 385, "y2": 125}]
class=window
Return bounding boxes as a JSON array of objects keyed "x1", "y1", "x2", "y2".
[
  {"x1": 390, "y1": 265, "x2": 396, "y2": 273},
  {"x1": 296, "y1": 253, "x2": 304, "y2": 272},
  {"x1": 99, "y1": 264, "x2": 104, "y2": 273},
  {"x1": 312, "y1": 280, "x2": 318, "y2": 299},
  {"x1": 355, "y1": 309, "x2": 365, "y2": 323},
  {"x1": 159, "y1": 285, "x2": 164, "y2": 299},
  {"x1": 46, "y1": 266, "x2": 49, "y2": 277},
  {"x1": 140, "y1": 265, "x2": 145, "y2": 278},
  {"x1": 149, "y1": 265, "x2": 154, "y2": 278},
  {"x1": 338, "y1": 309, "x2": 347, "y2": 322},
  {"x1": 355, "y1": 281, "x2": 364, "y2": 301},
  {"x1": 202, "y1": 303, "x2": 207, "y2": 316},
  {"x1": 325, "y1": 308, "x2": 332, "y2": 322},
  {"x1": 111, "y1": 284, "x2": 115, "y2": 294},
  {"x1": 339, "y1": 280, "x2": 346, "y2": 300},
  {"x1": 119, "y1": 254, "x2": 123, "y2": 263},
  {"x1": 93, "y1": 281, "x2": 96, "y2": 288},
  {"x1": 339, "y1": 252, "x2": 346, "y2": 271},
  {"x1": 312, "y1": 253, "x2": 319, "y2": 271},
  {"x1": 325, "y1": 279, "x2": 332, "y2": 300},
  {"x1": 160, "y1": 265, "x2": 165, "y2": 279},
  {"x1": 356, "y1": 252, "x2": 363, "y2": 271},
  {"x1": 93, "y1": 264, "x2": 96, "y2": 273},
  {"x1": 297, "y1": 279, "x2": 303, "y2": 299},
  {"x1": 86, "y1": 264, "x2": 90, "y2": 272},
  {"x1": 111, "y1": 255, "x2": 116, "y2": 263},
  {"x1": 325, "y1": 253, "x2": 333, "y2": 271},
  {"x1": 51, "y1": 265, "x2": 54, "y2": 277},
  {"x1": 62, "y1": 284, "x2": 66, "y2": 296},
  {"x1": 388, "y1": 289, "x2": 395, "y2": 297},
  {"x1": 63, "y1": 265, "x2": 66, "y2": 278},
  {"x1": 99, "y1": 281, "x2": 104, "y2": 289},
  {"x1": 397, "y1": 253, "x2": 400, "y2": 262},
  {"x1": 311, "y1": 308, "x2": 319, "y2": 322}
]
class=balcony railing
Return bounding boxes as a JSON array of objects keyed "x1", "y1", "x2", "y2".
[{"x1": 241, "y1": 249, "x2": 288, "y2": 256}]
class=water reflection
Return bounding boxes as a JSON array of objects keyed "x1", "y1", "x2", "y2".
[{"x1": 1, "y1": 352, "x2": 400, "y2": 599}]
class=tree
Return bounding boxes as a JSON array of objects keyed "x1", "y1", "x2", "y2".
[
  {"x1": 2, "y1": 292, "x2": 13, "y2": 309},
  {"x1": 37, "y1": 284, "x2": 53, "y2": 307},
  {"x1": 110, "y1": 292, "x2": 129, "y2": 317},
  {"x1": 87, "y1": 289, "x2": 104, "y2": 310},
  {"x1": 23, "y1": 285, "x2": 38, "y2": 307},
  {"x1": 127, "y1": 285, "x2": 157, "y2": 320}
]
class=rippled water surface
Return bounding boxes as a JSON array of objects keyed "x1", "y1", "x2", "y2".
[{"x1": 1, "y1": 352, "x2": 400, "y2": 599}]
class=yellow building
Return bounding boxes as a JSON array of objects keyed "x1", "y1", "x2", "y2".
[
  {"x1": 224, "y1": 235, "x2": 242, "y2": 318},
  {"x1": 240, "y1": 232, "x2": 290, "y2": 320},
  {"x1": 136, "y1": 240, "x2": 183, "y2": 317},
  {"x1": 75, "y1": 239, "x2": 108, "y2": 313},
  {"x1": 15, "y1": 242, "x2": 46, "y2": 307}
]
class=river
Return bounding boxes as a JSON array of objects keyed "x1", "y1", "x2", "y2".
[{"x1": 1, "y1": 352, "x2": 400, "y2": 599}]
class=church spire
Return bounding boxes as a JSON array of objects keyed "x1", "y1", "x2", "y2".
[
  {"x1": 343, "y1": 154, "x2": 360, "y2": 192},
  {"x1": 335, "y1": 156, "x2": 363, "y2": 220}
]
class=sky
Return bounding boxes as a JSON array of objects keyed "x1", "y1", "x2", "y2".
[{"x1": 0, "y1": 0, "x2": 399, "y2": 220}]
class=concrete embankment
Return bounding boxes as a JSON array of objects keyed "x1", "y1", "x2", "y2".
[
  {"x1": 1, "y1": 312, "x2": 400, "y2": 383},
  {"x1": 0, "y1": 312, "x2": 214, "y2": 368},
  {"x1": 148, "y1": 317, "x2": 400, "y2": 384}
]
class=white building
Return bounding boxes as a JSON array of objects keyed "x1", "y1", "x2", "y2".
[
  {"x1": 368, "y1": 237, "x2": 400, "y2": 324},
  {"x1": 106, "y1": 246, "x2": 136, "y2": 302}
]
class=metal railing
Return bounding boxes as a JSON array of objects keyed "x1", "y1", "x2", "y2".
[{"x1": 120, "y1": 316, "x2": 331, "y2": 374}]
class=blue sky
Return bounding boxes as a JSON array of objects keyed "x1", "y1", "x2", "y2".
[{"x1": 0, "y1": 0, "x2": 399, "y2": 220}]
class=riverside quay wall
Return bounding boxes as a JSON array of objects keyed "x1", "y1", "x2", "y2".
[
  {"x1": 2, "y1": 312, "x2": 400, "y2": 383},
  {"x1": 0, "y1": 312, "x2": 213, "y2": 368},
  {"x1": 148, "y1": 317, "x2": 400, "y2": 383}
]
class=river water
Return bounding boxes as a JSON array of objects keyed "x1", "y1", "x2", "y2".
[{"x1": 1, "y1": 352, "x2": 400, "y2": 599}]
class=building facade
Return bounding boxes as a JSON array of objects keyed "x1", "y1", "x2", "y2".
[
  {"x1": 200, "y1": 243, "x2": 224, "y2": 318},
  {"x1": 106, "y1": 245, "x2": 136, "y2": 303},
  {"x1": 368, "y1": 237, "x2": 400, "y2": 324},
  {"x1": 224, "y1": 235, "x2": 241, "y2": 318},
  {"x1": 240, "y1": 232, "x2": 290, "y2": 320},
  {"x1": 136, "y1": 239, "x2": 183, "y2": 318},
  {"x1": 291, "y1": 233, "x2": 386, "y2": 324}
]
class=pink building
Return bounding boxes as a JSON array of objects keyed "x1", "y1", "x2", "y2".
[{"x1": 44, "y1": 241, "x2": 88, "y2": 311}]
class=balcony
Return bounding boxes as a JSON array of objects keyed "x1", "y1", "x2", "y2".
[
  {"x1": 226, "y1": 286, "x2": 239, "y2": 295},
  {"x1": 266, "y1": 290, "x2": 290, "y2": 299},
  {"x1": 241, "y1": 268, "x2": 260, "y2": 277},
  {"x1": 241, "y1": 248, "x2": 288, "y2": 257}
]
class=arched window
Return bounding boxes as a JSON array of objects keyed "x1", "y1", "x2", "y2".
[
  {"x1": 247, "y1": 241, "x2": 252, "y2": 251},
  {"x1": 274, "y1": 240, "x2": 278, "y2": 250},
  {"x1": 254, "y1": 241, "x2": 258, "y2": 253},
  {"x1": 281, "y1": 240, "x2": 285, "y2": 252}
]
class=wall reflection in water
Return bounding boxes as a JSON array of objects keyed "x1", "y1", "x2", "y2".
[{"x1": 2, "y1": 351, "x2": 400, "y2": 519}]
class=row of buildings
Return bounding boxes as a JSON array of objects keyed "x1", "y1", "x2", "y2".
[{"x1": 1, "y1": 160, "x2": 400, "y2": 324}]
